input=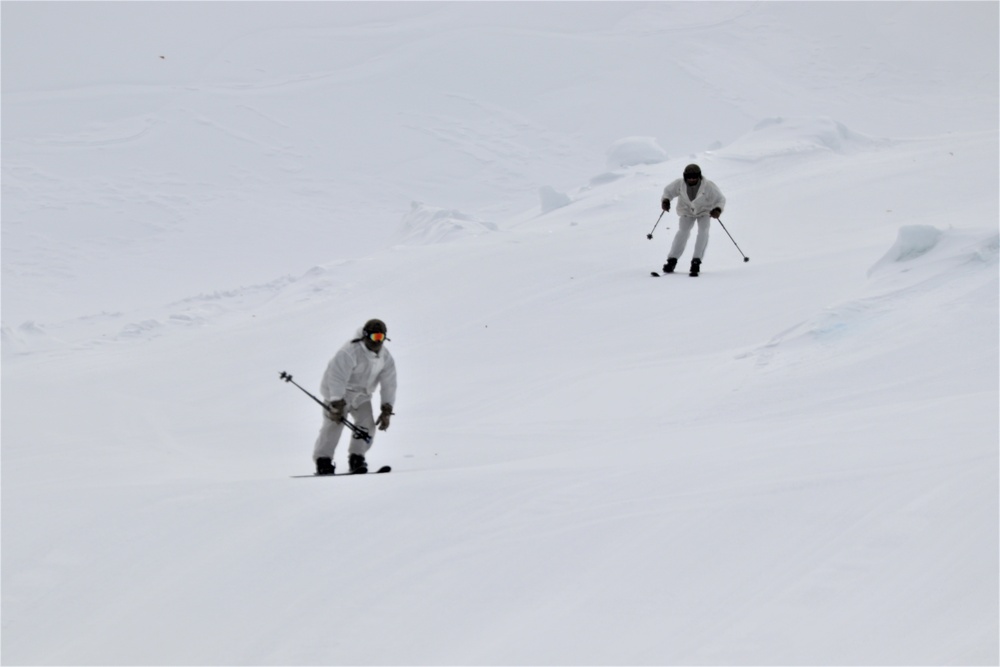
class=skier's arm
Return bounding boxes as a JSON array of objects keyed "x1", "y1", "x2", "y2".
[
  {"x1": 320, "y1": 348, "x2": 355, "y2": 402},
  {"x1": 378, "y1": 354, "x2": 398, "y2": 409},
  {"x1": 661, "y1": 179, "x2": 682, "y2": 207},
  {"x1": 711, "y1": 183, "x2": 726, "y2": 213}
]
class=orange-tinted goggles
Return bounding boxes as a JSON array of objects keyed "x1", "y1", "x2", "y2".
[{"x1": 368, "y1": 332, "x2": 386, "y2": 342}]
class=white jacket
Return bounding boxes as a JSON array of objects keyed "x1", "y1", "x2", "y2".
[
  {"x1": 662, "y1": 178, "x2": 726, "y2": 218},
  {"x1": 319, "y1": 330, "x2": 397, "y2": 410}
]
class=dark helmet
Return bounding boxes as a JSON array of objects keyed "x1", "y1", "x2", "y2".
[
  {"x1": 683, "y1": 164, "x2": 702, "y2": 179},
  {"x1": 363, "y1": 318, "x2": 387, "y2": 336}
]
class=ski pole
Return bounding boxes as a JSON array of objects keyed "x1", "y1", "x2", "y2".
[
  {"x1": 646, "y1": 211, "x2": 666, "y2": 240},
  {"x1": 717, "y1": 218, "x2": 749, "y2": 262},
  {"x1": 279, "y1": 371, "x2": 372, "y2": 443},
  {"x1": 279, "y1": 371, "x2": 325, "y2": 408}
]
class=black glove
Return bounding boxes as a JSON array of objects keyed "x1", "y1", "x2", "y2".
[
  {"x1": 376, "y1": 403, "x2": 394, "y2": 431},
  {"x1": 325, "y1": 398, "x2": 346, "y2": 422},
  {"x1": 710, "y1": 207, "x2": 722, "y2": 219},
  {"x1": 661, "y1": 199, "x2": 671, "y2": 212}
]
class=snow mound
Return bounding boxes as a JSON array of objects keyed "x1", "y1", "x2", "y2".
[
  {"x1": 605, "y1": 136, "x2": 668, "y2": 169},
  {"x1": 1, "y1": 322, "x2": 62, "y2": 357},
  {"x1": 395, "y1": 202, "x2": 498, "y2": 245},
  {"x1": 868, "y1": 225, "x2": 998, "y2": 278},
  {"x1": 867, "y1": 225, "x2": 944, "y2": 273},
  {"x1": 539, "y1": 186, "x2": 572, "y2": 214},
  {"x1": 719, "y1": 117, "x2": 883, "y2": 162},
  {"x1": 745, "y1": 226, "x2": 998, "y2": 370}
]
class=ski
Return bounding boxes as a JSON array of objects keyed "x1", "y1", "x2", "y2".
[
  {"x1": 292, "y1": 465, "x2": 392, "y2": 479},
  {"x1": 652, "y1": 270, "x2": 699, "y2": 277}
]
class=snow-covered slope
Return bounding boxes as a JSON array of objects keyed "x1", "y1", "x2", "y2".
[
  {"x1": 2, "y1": 3, "x2": 997, "y2": 665},
  {"x1": 3, "y1": 2, "x2": 996, "y2": 323}
]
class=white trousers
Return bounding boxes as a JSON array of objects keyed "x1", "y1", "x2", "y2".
[
  {"x1": 313, "y1": 401, "x2": 376, "y2": 460},
  {"x1": 668, "y1": 215, "x2": 711, "y2": 260}
]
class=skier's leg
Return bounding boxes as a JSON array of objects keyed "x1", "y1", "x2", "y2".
[
  {"x1": 313, "y1": 415, "x2": 345, "y2": 461},
  {"x1": 692, "y1": 215, "x2": 711, "y2": 259},
  {"x1": 668, "y1": 216, "x2": 696, "y2": 259},
  {"x1": 347, "y1": 402, "x2": 377, "y2": 457}
]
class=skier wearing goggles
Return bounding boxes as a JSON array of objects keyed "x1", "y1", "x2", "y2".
[
  {"x1": 313, "y1": 318, "x2": 397, "y2": 475},
  {"x1": 659, "y1": 164, "x2": 727, "y2": 277}
]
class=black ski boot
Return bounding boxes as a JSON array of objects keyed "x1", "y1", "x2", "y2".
[
  {"x1": 689, "y1": 258, "x2": 702, "y2": 277},
  {"x1": 349, "y1": 453, "x2": 368, "y2": 474},
  {"x1": 316, "y1": 457, "x2": 335, "y2": 475},
  {"x1": 662, "y1": 258, "x2": 678, "y2": 274}
]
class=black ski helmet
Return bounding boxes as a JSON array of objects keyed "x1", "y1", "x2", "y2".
[
  {"x1": 683, "y1": 164, "x2": 702, "y2": 179},
  {"x1": 363, "y1": 318, "x2": 387, "y2": 336}
]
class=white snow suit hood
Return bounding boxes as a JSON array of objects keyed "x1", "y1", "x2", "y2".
[
  {"x1": 662, "y1": 178, "x2": 726, "y2": 218},
  {"x1": 319, "y1": 328, "x2": 397, "y2": 410}
]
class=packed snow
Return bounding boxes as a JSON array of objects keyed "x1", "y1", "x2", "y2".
[{"x1": 2, "y1": 3, "x2": 997, "y2": 665}]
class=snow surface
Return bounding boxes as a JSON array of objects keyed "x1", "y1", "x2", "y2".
[{"x1": 2, "y1": 3, "x2": 998, "y2": 665}]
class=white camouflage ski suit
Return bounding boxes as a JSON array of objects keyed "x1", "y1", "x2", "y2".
[
  {"x1": 313, "y1": 329, "x2": 398, "y2": 461},
  {"x1": 661, "y1": 178, "x2": 727, "y2": 260}
]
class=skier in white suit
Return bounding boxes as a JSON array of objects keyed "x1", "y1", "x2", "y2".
[
  {"x1": 660, "y1": 163, "x2": 727, "y2": 276},
  {"x1": 313, "y1": 318, "x2": 397, "y2": 475}
]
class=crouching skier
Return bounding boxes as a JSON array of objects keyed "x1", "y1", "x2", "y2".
[
  {"x1": 313, "y1": 319, "x2": 397, "y2": 475},
  {"x1": 660, "y1": 163, "x2": 727, "y2": 276}
]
